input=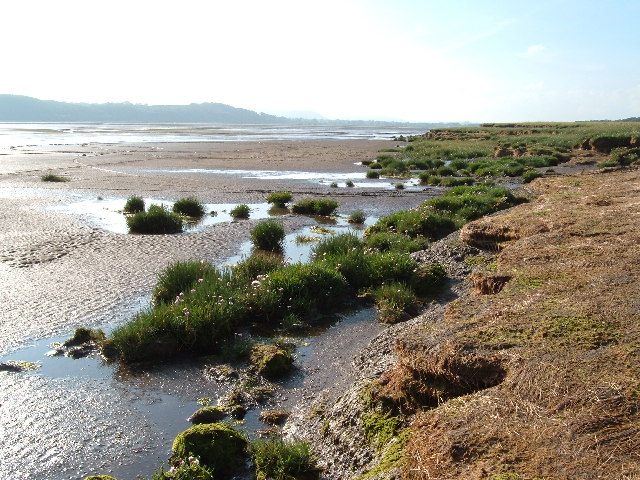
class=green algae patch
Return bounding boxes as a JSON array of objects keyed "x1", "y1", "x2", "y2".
[
  {"x1": 172, "y1": 423, "x2": 247, "y2": 475},
  {"x1": 357, "y1": 429, "x2": 410, "y2": 479},
  {"x1": 362, "y1": 411, "x2": 401, "y2": 451}
]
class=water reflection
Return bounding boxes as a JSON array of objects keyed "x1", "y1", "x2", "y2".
[
  {"x1": 47, "y1": 196, "x2": 277, "y2": 234},
  {"x1": 136, "y1": 168, "x2": 425, "y2": 191}
]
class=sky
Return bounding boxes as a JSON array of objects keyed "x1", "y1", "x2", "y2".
[{"x1": 1, "y1": 0, "x2": 639, "y2": 122}]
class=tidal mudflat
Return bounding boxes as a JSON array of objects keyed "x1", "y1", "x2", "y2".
[{"x1": 0, "y1": 139, "x2": 430, "y2": 479}]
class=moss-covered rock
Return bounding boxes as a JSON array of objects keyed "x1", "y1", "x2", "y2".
[
  {"x1": 172, "y1": 423, "x2": 247, "y2": 476},
  {"x1": 259, "y1": 409, "x2": 290, "y2": 426},
  {"x1": 187, "y1": 406, "x2": 228, "y2": 424},
  {"x1": 250, "y1": 343, "x2": 293, "y2": 378},
  {"x1": 83, "y1": 476, "x2": 117, "y2": 480}
]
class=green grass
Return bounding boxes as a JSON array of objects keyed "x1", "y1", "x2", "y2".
[
  {"x1": 41, "y1": 173, "x2": 69, "y2": 182},
  {"x1": 231, "y1": 252, "x2": 284, "y2": 283},
  {"x1": 247, "y1": 262, "x2": 351, "y2": 321},
  {"x1": 366, "y1": 170, "x2": 380, "y2": 179},
  {"x1": 367, "y1": 184, "x2": 524, "y2": 242},
  {"x1": 438, "y1": 176, "x2": 475, "y2": 187},
  {"x1": 251, "y1": 219, "x2": 285, "y2": 252},
  {"x1": 312, "y1": 232, "x2": 363, "y2": 257},
  {"x1": 109, "y1": 268, "x2": 244, "y2": 362},
  {"x1": 609, "y1": 147, "x2": 640, "y2": 166},
  {"x1": 152, "y1": 260, "x2": 216, "y2": 305},
  {"x1": 123, "y1": 196, "x2": 145, "y2": 213},
  {"x1": 364, "y1": 232, "x2": 430, "y2": 253},
  {"x1": 266, "y1": 191, "x2": 293, "y2": 208},
  {"x1": 371, "y1": 282, "x2": 420, "y2": 323},
  {"x1": 250, "y1": 437, "x2": 319, "y2": 480},
  {"x1": 230, "y1": 204, "x2": 251, "y2": 219},
  {"x1": 347, "y1": 210, "x2": 367, "y2": 224},
  {"x1": 522, "y1": 169, "x2": 543, "y2": 183},
  {"x1": 126, "y1": 204, "x2": 183, "y2": 234},
  {"x1": 291, "y1": 198, "x2": 339, "y2": 216},
  {"x1": 173, "y1": 197, "x2": 205, "y2": 218}
]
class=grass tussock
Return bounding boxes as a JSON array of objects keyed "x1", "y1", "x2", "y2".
[
  {"x1": 172, "y1": 197, "x2": 206, "y2": 218},
  {"x1": 251, "y1": 219, "x2": 285, "y2": 253},
  {"x1": 367, "y1": 184, "x2": 525, "y2": 241},
  {"x1": 152, "y1": 260, "x2": 217, "y2": 305},
  {"x1": 123, "y1": 196, "x2": 145, "y2": 213},
  {"x1": 292, "y1": 198, "x2": 339, "y2": 216},
  {"x1": 230, "y1": 204, "x2": 251, "y2": 219},
  {"x1": 250, "y1": 437, "x2": 319, "y2": 480},
  {"x1": 266, "y1": 191, "x2": 293, "y2": 208},
  {"x1": 41, "y1": 173, "x2": 70, "y2": 182},
  {"x1": 126, "y1": 204, "x2": 183, "y2": 234}
]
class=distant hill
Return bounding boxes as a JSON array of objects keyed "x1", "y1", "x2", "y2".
[
  {"x1": 0, "y1": 94, "x2": 470, "y2": 128},
  {"x1": 0, "y1": 95, "x2": 290, "y2": 123}
]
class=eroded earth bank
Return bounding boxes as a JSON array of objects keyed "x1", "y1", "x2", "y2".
[{"x1": 287, "y1": 166, "x2": 639, "y2": 479}]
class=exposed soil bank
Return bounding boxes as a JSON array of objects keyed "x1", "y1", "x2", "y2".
[{"x1": 286, "y1": 166, "x2": 640, "y2": 479}]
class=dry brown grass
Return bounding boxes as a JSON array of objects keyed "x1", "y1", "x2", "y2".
[{"x1": 379, "y1": 167, "x2": 640, "y2": 479}]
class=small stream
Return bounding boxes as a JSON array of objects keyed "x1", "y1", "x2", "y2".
[{"x1": 0, "y1": 197, "x2": 386, "y2": 480}]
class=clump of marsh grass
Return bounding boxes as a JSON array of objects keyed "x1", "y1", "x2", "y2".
[
  {"x1": 250, "y1": 437, "x2": 320, "y2": 480},
  {"x1": 266, "y1": 191, "x2": 293, "y2": 208},
  {"x1": 126, "y1": 204, "x2": 183, "y2": 234},
  {"x1": 371, "y1": 282, "x2": 420, "y2": 324},
  {"x1": 364, "y1": 232, "x2": 429, "y2": 253},
  {"x1": 231, "y1": 252, "x2": 284, "y2": 284},
  {"x1": 173, "y1": 196, "x2": 206, "y2": 218},
  {"x1": 367, "y1": 184, "x2": 524, "y2": 241},
  {"x1": 251, "y1": 219, "x2": 285, "y2": 253},
  {"x1": 292, "y1": 199, "x2": 338, "y2": 216},
  {"x1": 123, "y1": 196, "x2": 145, "y2": 213},
  {"x1": 230, "y1": 204, "x2": 251, "y2": 219},
  {"x1": 41, "y1": 173, "x2": 69, "y2": 182},
  {"x1": 152, "y1": 260, "x2": 216, "y2": 305},
  {"x1": 522, "y1": 170, "x2": 543, "y2": 183},
  {"x1": 347, "y1": 210, "x2": 366, "y2": 224}
]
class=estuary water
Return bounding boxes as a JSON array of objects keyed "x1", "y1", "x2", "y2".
[{"x1": 0, "y1": 122, "x2": 426, "y2": 152}]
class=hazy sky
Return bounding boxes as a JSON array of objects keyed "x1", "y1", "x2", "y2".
[{"x1": 2, "y1": 0, "x2": 639, "y2": 122}]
